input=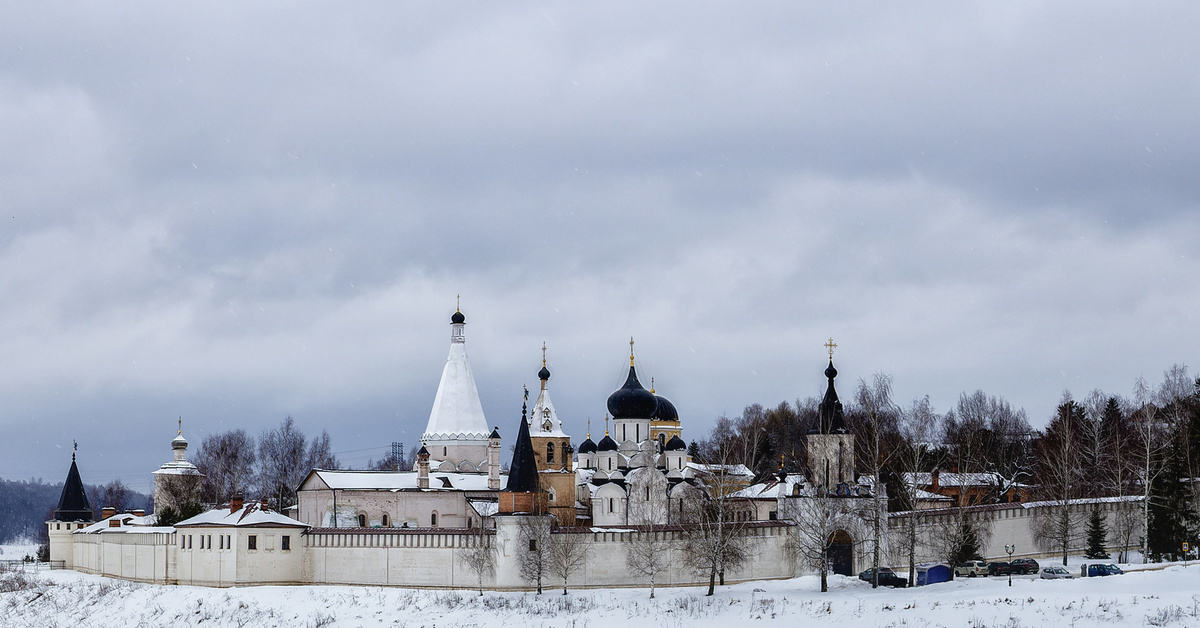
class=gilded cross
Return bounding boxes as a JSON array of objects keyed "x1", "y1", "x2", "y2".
[
  {"x1": 629, "y1": 336, "x2": 635, "y2": 366},
  {"x1": 542, "y1": 342, "x2": 547, "y2": 367},
  {"x1": 825, "y1": 337, "x2": 837, "y2": 359}
]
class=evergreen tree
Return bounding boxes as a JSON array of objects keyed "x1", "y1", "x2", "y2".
[
  {"x1": 948, "y1": 517, "x2": 983, "y2": 567},
  {"x1": 1147, "y1": 438, "x2": 1198, "y2": 561},
  {"x1": 1084, "y1": 507, "x2": 1110, "y2": 559}
]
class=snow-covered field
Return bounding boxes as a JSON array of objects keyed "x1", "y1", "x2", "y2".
[{"x1": 4, "y1": 555, "x2": 1200, "y2": 628}]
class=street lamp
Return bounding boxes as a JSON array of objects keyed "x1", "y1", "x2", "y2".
[{"x1": 1005, "y1": 544, "x2": 1016, "y2": 587}]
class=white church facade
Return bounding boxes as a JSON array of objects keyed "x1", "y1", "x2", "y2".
[{"x1": 49, "y1": 307, "x2": 888, "y2": 590}]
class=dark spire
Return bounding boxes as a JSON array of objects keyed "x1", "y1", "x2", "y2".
[
  {"x1": 55, "y1": 450, "x2": 93, "y2": 522},
  {"x1": 816, "y1": 359, "x2": 847, "y2": 434},
  {"x1": 505, "y1": 390, "x2": 540, "y2": 492}
]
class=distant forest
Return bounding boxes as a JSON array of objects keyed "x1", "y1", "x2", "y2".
[{"x1": 0, "y1": 478, "x2": 150, "y2": 544}]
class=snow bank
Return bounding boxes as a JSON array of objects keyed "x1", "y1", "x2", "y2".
[{"x1": 4, "y1": 559, "x2": 1200, "y2": 627}]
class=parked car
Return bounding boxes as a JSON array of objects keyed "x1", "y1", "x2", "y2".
[
  {"x1": 1041, "y1": 566, "x2": 1072, "y2": 580},
  {"x1": 1100, "y1": 564, "x2": 1124, "y2": 575},
  {"x1": 955, "y1": 561, "x2": 989, "y2": 577},
  {"x1": 1082, "y1": 563, "x2": 1125, "y2": 577},
  {"x1": 1010, "y1": 558, "x2": 1040, "y2": 575},
  {"x1": 988, "y1": 562, "x2": 1012, "y2": 576},
  {"x1": 876, "y1": 571, "x2": 910, "y2": 588},
  {"x1": 859, "y1": 567, "x2": 896, "y2": 582}
]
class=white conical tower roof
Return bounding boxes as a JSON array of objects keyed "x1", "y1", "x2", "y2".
[
  {"x1": 529, "y1": 345, "x2": 567, "y2": 437},
  {"x1": 421, "y1": 308, "x2": 489, "y2": 443}
]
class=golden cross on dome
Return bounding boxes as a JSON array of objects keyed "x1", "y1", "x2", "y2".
[
  {"x1": 178, "y1": 416, "x2": 182, "y2": 435},
  {"x1": 456, "y1": 294, "x2": 460, "y2": 311},
  {"x1": 824, "y1": 337, "x2": 838, "y2": 359},
  {"x1": 629, "y1": 337, "x2": 635, "y2": 366},
  {"x1": 587, "y1": 417, "x2": 591, "y2": 439},
  {"x1": 542, "y1": 342, "x2": 547, "y2": 367}
]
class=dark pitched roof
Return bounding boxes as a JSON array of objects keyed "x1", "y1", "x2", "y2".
[
  {"x1": 505, "y1": 402, "x2": 540, "y2": 493},
  {"x1": 814, "y1": 359, "x2": 847, "y2": 434},
  {"x1": 55, "y1": 455, "x2": 93, "y2": 522}
]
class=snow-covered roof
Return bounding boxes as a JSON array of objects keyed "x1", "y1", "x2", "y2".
[
  {"x1": 687, "y1": 462, "x2": 754, "y2": 478},
  {"x1": 306, "y1": 469, "x2": 498, "y2": 492},
  {"x1": 77, "y1": 513, "x2": 170, "y2": 534},
  {"x1": 422, "y1": 323, "x2": 490, "y2": 442},
  {"x1": 903, "y1": 471, "x2": 1003, "y2": 488},
  {"x1": 528, "y1": 380, "x2": 568, "y2": 438},
  {"x1": 732, "y1": 475, "x2": 805, "y2": 499},
  {"x1": 176, "y1": 503, "x2": 308, "y2": 528}
]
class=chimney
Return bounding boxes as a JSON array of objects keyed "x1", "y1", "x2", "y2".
[
  {"x1": 131, "y1": 509, "x2": 145, "y2": 517},
  {"x1": 230, "y1": 492, "x2": 244, "y2": 514},
  {"x1": 488, "y1": 428, "x2": 501, "y2": 490},
  {"x1": 931, "y1": 468, "x2": 940, "y2": 492},
  {"x1": 260, "y1": 497, "x2": 269, "y2": 511},
  {"x1": 417, "y1": 445, "x2": 430, "y2": 490},
  {"x1": 108, "y1": 518, "x2": 121, "y2": 528},
  {"x1": 102, "y1": 506, "x2": 116, "y2": 519}
]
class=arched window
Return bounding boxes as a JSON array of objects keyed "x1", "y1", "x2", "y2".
[
  {"x1": 607, "y1": 457, "x2": 612, "y2": 470},
  {"x1": 431, "y1": 512, "x2": 438, "y2": 527},
  {"x1": 547, "y1": 442, "x2": 555, "y2": 463},
  {"x1": 381, "y1": 513, "x2": 389, "y2": 527},
  {"x1": 357, "y1": 514, "x2": 366, "y2": 528},
  {"x1": 548, "y1": 487, "x2": 557, "y2": 503},
  {"x1": 658, "y1": 434, "x2": 665, "y2": 452},
  {"x1": 443, "y1": 446, "x2": 447, "y2": 457},
  {"x1": 608, "y1": 498, "x2": 614, "y2": 513}
]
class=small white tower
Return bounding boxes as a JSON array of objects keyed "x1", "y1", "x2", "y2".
[{"x1": 420, "y1": 301, "x2": 490, "y2": 469}]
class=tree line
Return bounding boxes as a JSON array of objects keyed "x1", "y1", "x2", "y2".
[{"x1": 690, "y1": 362, "x2": 1200, "y2": 569}]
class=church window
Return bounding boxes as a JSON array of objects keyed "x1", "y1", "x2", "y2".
[
  {"x1": 219, "y1": 535, "x2": 223, "y2": 550},
  {"x1": 358, "y1": 514, "x2": 366, "y2": 528},
  {"x1": 207, "y1": 535, "x2": 212, "y2": 549},
  {"x1": 248, "y1": 535, "x2": 257, "y2": 550},
  {"x1": 636, "y1": 424, "x2": 640, "y2": 441},
  {"x1": 645, "y1": 487, "x2": 650, "y2": 501},
  {"x1": 382, "y1": 513, "x2": 389, "y2": 527},
  {"x1": 547, "y1": 442, "x2": 555, "y2": 463},
  {"x1": 181, "y1": 536, "x2": 185, "y2": 550},
  {"x1": 549, "y1": 488, "x2": 556, "y2": 503},
  {"x1": 768, "y1": 511, "x2": 777, "y2": 521},
  {"x1": 187, "y1": 535, "x2": 193, "y2": 549},
  {"x1": 607, "y1": 457, "x2": 612, "y2": 470},
  {"x1": 431, "y1": 512, "x2": 438, "y2": 527},
  {"x1": 282, "y1": 535, "x2": 291, "y2": 551},
  {"x1": 443, "y1": 446, "x2": 447, "y2": 457},
  {"x1": 609, "y1": 498, "x2": 614, "y2": 513}
]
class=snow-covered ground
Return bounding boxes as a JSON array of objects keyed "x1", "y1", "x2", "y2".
[
  {"x1": 0, "y1": 539, "x2": 40, "y2": 561},
  {"x1": 4, "y1": 553, "x2": 1200, "y2": 628}
]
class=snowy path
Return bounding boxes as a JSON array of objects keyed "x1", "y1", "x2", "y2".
[{"x1": 3, "y1": 563, "x2": 1200, "y2": 627}]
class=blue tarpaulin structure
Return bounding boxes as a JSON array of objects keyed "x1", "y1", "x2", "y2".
[{"x1": 916, "y1": 562, "x2": 952, "y2": 586}]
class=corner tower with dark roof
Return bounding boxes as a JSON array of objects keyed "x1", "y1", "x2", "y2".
[
  {"x1": 499, "y1": 389, "x2": 549, "y2": 516},
  {"x1": 47, "y1": 444, "x2": 94, "y2": 566},
  {"x1": 806, "y1": 340, "x2": 856, "y2": 490}
]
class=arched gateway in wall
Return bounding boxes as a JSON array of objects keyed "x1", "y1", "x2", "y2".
[{"x1": 828, "y1": 530, "x2": 854, "y2": 576}]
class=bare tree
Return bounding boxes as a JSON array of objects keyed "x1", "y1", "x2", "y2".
[
  {"x1": 856, "y1": 373, "x2": 897, "y2": 588},
  {"x1": 1132, "y1": 377, "x2": 1170, "y2": 564},
  {"x1": 1032, "y1": 394, "x2": 1086, "y2": 565},
  {"x1": 194, "y1": 429, "x2": 258, "y2": 504},
  {"x1": 516, "y1": 516, "x2": 551, "y2": 594},
  {"x1": 456, "y1": 526, "x2": 496, "y2": 595},
  {"x1": 893, "y1": 395, "x2": 938, "y2": 586},
  {"x1": 258, "y1": 417, "x2": 340, "y2": 510},
  {"x1": 783, "y1": 486, "x2": 847, "y2": 593},
  {"x1": 548, "y1": 529, "x2": 590, "y2": 595},
  {"x1": 624, "y1": 497, "x2": 672, "y2": 598},
  {"x1": 681, "y1": 439, "x2": 754, "y2": 595}
]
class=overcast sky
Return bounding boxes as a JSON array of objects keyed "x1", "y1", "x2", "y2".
[{"x1": 2, "y1": 3, "x2": 1197, "y2": 493}]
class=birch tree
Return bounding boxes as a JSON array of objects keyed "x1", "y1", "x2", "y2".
[
  {"x1": 516, "y1": 516, "x2": 551, "y2": 594},
  {"x1": 456, "y1": 526, "x2": 496, "y2": 595},
  {"x1": 624, "y1": 498, "x2": 671, "y2": 598},
  {"x1": 548, "y1": 530, "x2": 590, "y2": 595},
  {"x1": 856, "y1": 373, "x2": 898, "y2": 588},
  {"x1": 783, "y1": 486, "x2": 846, "y2": 593}
]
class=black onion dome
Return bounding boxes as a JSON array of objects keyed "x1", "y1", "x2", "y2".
[
  {"x1": 654, "y1": 395, "x2": 679, "y2": 421},
  {"x1": 597, "y1": 434, "x2": 619, "y2": 452},
  {"x1": 538, "y1": 365, "x2": 551, "y2": 381},
  {"x1": 824, "y1": 360, "x2": 837, "y2": 379},
  {"x1": 577, "y1": 438, "x2": 597, "y2": 454},
  {"x1": 451, "y1": 310, "x2": 465, "y2": 324},
  {"x1": 665, "y1": 435, "x2": 687, "y2": 451},
  {"x1": 606, "y1": 366, "x2": 658, "y2": 419}
]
